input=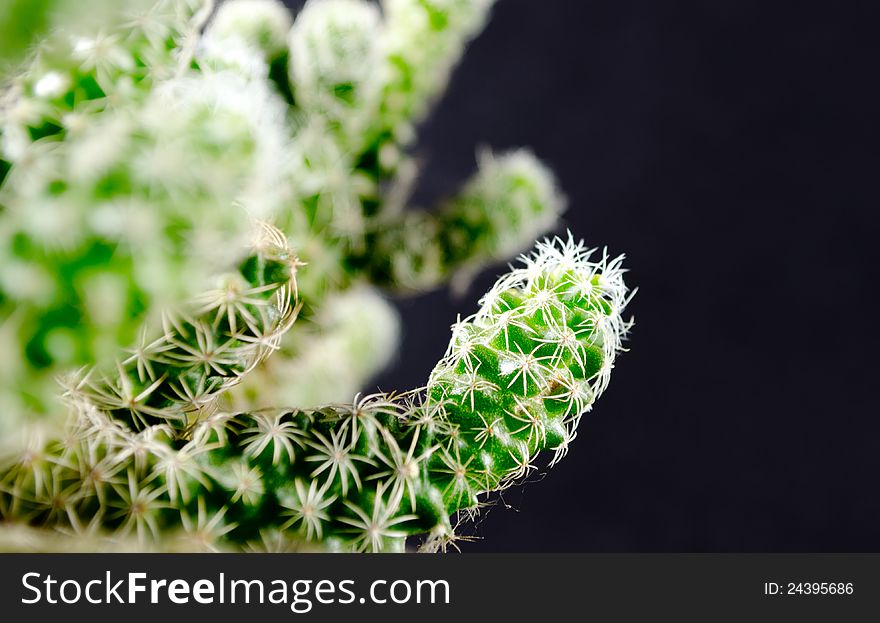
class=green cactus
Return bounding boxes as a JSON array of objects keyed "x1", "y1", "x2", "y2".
[
  {"x1": 0, "y1": 0, "x2": 633, "y2": 551},
  {"x1": 2, "y1": 0, "x2": 560, "y2": 426},
  {"x1": 208, "y1": 0, "x2": 293, "y2": 61},
  {"x1": 355, "y1": 149, "x2": 567, "y2": 292},
  {"x1": 366, "y1": 0, "x2": 495, "y2": 167},
  {"x1": 69, "y1": 223, "x2": 301, "y2": 433},
  {"x1": 0, "y1": 236, "x2": 632, "y2": 551},
  {"x1": 0, "y1": 0, "x2": 294, "y2": 424},
  {"x1": 228, "y1": 285, "x2": 401, "y2": 410}
]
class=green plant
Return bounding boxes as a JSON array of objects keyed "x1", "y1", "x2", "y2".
[
  {"x1": 1, "y1": 236, "x2": 631, "y2": 551},
  {"x1": 0, "y1": 0, "x2": 562, "y2": 425},
  {"x1": 0, "y1": 0, "x2": 634, "y2": 551},
  {"x1": 0, "y1": 0, "x2": 290, "y2": 424}
]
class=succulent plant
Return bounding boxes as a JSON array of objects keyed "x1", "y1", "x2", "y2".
[
  {"x1": 0, "y1": 236, "x2": 631, "y2": 551},
  {"x1": 0, "y1": 0, "x2": 291, "y2": 425},
  {"x1": 0, "y1": 0, "x2": 634, "y2": 551}
]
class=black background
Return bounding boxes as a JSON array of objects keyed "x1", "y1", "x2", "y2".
[{"x1": 281, "y1": 0, "x2": 880, "y2": 551}]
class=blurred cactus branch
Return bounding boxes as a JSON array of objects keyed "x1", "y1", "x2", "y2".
[{"x1": 352, "y1": 149, "x2": 566, "y2": 293}]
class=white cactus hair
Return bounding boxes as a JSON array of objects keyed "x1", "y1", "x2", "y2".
[
  {"x1": 288, "y1": 0, "x2": 384, "y2": 146},
  {"x1": 523, "y1": 232, "x2": 635, "y2": 387},
  {"x1": 208, "y1": 0, "x2": 294, "y2": 59}
]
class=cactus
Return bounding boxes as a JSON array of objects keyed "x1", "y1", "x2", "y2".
[
  {"x1": 1, "y1": 0, "x2": 563, "y2": 421},
  {"x1": 0, "y1": 0, "x2": 293, "y2": 425},
  {"x1": 209, "y1": 0, "x2": 293, "y2": 61},
  {"x1": 368, "y1": 0, "x2": 495, "y2": 164},
  {"x1": 229, "y1": 285, "x2": 401, "y2": 410},
  {"x1": 0, "y1": 236, "x2": 632, "y2": 551},
  {"x1": 0, "y1": 0, "x2": 634, "y2": 551},
  {"x1": 68, "y1": 223, "x2": 301, "y2": 433},
  {"x1": 355, "y1": 149, "x2": 566, "y2": 293}
]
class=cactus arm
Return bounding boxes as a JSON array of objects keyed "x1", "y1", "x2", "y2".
[
  {"x1": 286, "y1": 0, "x2": 384, "y2": 153},
  {"x1": 422, "y1": 236, "x2": 632, "y2": 514},
  {"x1": 364, "y1": 0, "x2": 497, "y2": 168},
  {"x1": 353, "y1": 149, "x2": 566, "y2": 293},
  {"x1": 281, "y1": 0, "x2": 503, "y2": 242},
  {"x1": 282, "y1": 0, "x2": 496, "y2": 170}
]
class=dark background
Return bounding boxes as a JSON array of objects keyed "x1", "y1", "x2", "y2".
[{"x1": 283, "y1": 0, "x2": 880, "y2": 551}]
